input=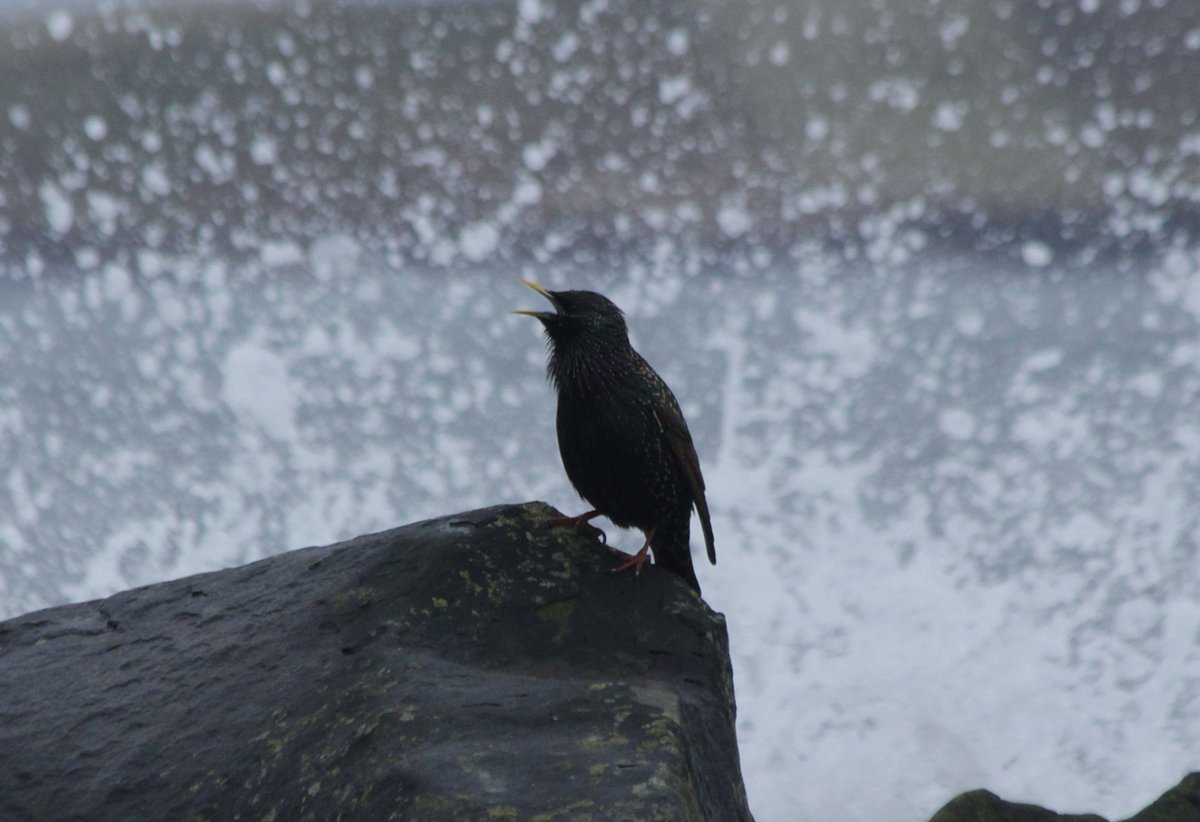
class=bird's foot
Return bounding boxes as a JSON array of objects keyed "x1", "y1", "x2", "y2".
[
  {"x1": 609, "y1": 545, "x2": 651, "y2": 576},
  {"x1": 549, "y1": 509, "x2": 607, "y2": 544},
  {"x1": 609, "y1": 529, "x2": 654, "y2": 577}
]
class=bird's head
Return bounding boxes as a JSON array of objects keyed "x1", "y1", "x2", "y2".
[{"x1": 513, "y1": 280, "x2": 629, "y2": 350}]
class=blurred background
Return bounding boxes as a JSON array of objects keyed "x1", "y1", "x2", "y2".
[{"x1": 2, "y1": 0, "x2": 1199, "y2": 819}]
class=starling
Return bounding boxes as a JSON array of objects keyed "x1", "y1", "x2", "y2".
[{"x1": 515, "y1": 280, "x2": 716, "y2": 592}]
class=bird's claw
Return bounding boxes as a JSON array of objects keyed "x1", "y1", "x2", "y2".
[
  {"x1": 569, "y1": 520, "x2": 607, "y2": 544},
  {"x1": 548, "y1": 511, "x2": 606, "y2": 544}
]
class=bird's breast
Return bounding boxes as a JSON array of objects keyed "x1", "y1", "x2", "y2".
[{"x1": 553, "y1": 389, "x2": 683, "y2": 528}]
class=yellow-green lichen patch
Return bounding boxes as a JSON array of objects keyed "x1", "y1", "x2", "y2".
[
  {"x1": 329, "y1": 586, "x2": 378, "y2": 611},
  {"x1": 488, "y1": 509, "x2": 527, "y2": 532},
  {"x1": 536, "y1": 598, "x2": 577, "y2": 644},
  {"x1": 353, "y1": 717, "x2": 380, "y2": 741},
  {"x1": 456, "y1": 758, "x2": 508, "y2": 795},
  {"x1": 577, "y1": 731, "x2": 629, "y2": 752},
  {"x1": 432, "y1": 597, "x2": 448, "y2": 609},
  {"x1": 630, "y1": 762, "x2": 676, "y2": 799},
  {"x1": 630, "y1": 685, "x2": 681, "y2": 726},
  {"x1": 390, "y1": 703, "x2": 417, "y2": 722},
  {"x1": 506, "y1": 501, "x2": 556, "y2": 526},
  {"x1": 458, "y1": 568, "x2": 485, "y2": 596},
  {"x1": 486, "y1": 506, "x2": 545, "y2": 546},
  {"x1": 638, "y1": 714, "x2": 683, "y2": 754},
  {"x1": 529, "y1": 799, "x2": 597, "y2": 821},
  {"x1": 486, "y1": 575, "x2": 509, "y2": 605},
  {"x1": 546, "y1": 551, "x2": 577, "y2": 580}
]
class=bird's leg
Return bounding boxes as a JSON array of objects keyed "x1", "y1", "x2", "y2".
[
  {"x1": 548, "y1": 509, "x2": 607, "y2": 544},
  {"x1": 610, "y1": 528, "x2": 654, "y2": 577}
]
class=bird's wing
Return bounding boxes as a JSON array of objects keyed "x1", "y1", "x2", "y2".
[{"x1": 655, "y1": 398, "x2": 716, "y2": 566}]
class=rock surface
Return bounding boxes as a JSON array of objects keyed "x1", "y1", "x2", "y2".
[
  {"x1": 929, "y1": 773, "x2": 1200, "y2": 822},
  {"x1": 0, "y1": 502, "x2": 752, "y2": 821}
]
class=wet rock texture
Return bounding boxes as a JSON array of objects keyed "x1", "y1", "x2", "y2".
[{"x1": 0, "y1": 502, "x2": 752, "y2": 821}]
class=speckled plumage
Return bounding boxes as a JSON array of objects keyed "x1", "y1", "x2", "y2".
[{"x1": 516, "y1": 283, "x2": 716, "y2": 591}]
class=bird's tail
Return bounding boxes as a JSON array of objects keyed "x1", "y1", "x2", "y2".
[{"x1": 651, "y1": 519, "x2": 701, "y2": 593}]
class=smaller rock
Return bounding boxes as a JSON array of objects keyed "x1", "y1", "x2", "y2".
[
  {"x1": 928, "y1": 772, "x2": 1200, "y2": 822},
  {"x1": 1123, "y1": 772, "x2": 1200, "y2": 822},
  {"x1": 930, "y1": 789, "x2": 1107, "y2": 822}
]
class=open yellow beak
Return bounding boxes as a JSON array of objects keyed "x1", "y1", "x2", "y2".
[{"x1": 512, "y1": 279, "x2": 559, "y2": 317}]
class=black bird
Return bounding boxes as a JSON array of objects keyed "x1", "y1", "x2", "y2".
[{"x1": 515, "y1": 280, "x2": 716, "y2": 591}]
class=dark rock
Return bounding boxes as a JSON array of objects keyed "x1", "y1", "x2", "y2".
[
  {"x1": 0, "y1": 502, "x2": 752, "y2": 822},
  {"x1": 1123, "y1": 773, "x2": 1200, "y2": 822},
  {"x1": 929, "y1": 790, "x2": 1109, "y2": 822},
  {"x1": 929, "y1": 773, "x2": 1200, "y2": 822}
]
